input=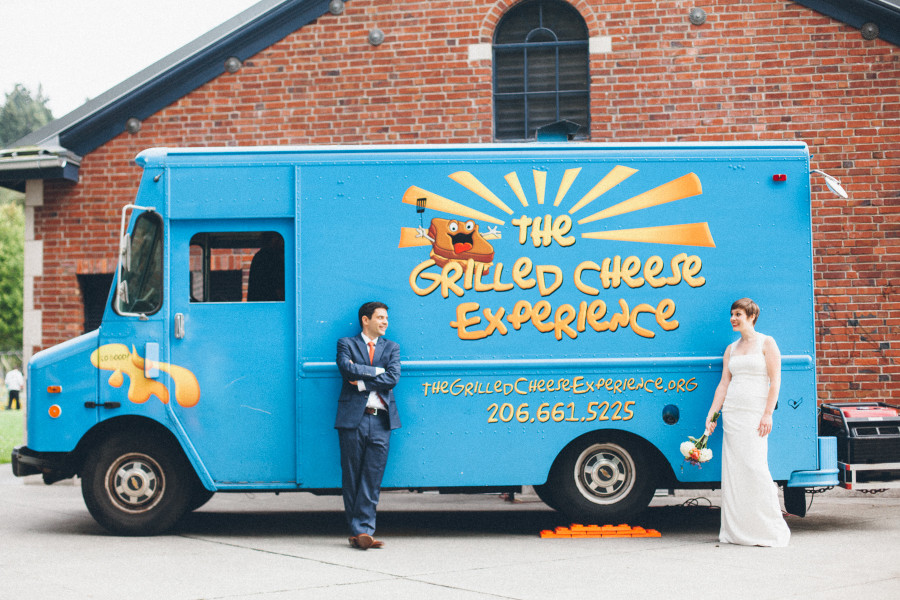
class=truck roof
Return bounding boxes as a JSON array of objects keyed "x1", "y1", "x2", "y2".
[{"x1": 135, "y1": 141, "x2": 810, "y2": 166}]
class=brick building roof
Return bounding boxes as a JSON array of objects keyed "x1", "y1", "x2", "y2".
[{"x1": 0, "y1": 0, "x2": 898, "y2": 193}]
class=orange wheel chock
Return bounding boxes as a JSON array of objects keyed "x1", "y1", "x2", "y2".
[{"x1": 540, "y1": 523, "x2": 661, "y2": 538}]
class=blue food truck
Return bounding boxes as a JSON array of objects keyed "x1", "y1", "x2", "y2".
[{"x1": 12, "y1": 142, "x2": 841, "y2": 534}]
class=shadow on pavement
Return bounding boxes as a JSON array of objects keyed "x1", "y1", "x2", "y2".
[{"x1": 175, "y1": 502, "x2": 722, "y2": 538}]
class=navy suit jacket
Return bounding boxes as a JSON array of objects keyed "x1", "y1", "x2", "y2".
[{"x1": 335, "y1": 335, "x2": 402, "y2": 430}]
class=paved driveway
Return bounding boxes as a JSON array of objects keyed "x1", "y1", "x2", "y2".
[{"x1": 1, "y1": 469, "x2": 898, "y2": 599}]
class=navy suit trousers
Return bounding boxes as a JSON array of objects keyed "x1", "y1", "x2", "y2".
[{"x1": 338, "y1": 412, "x2": 391, "y2": 536}]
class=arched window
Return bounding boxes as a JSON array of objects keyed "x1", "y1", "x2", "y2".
[{"x1": 493, "y1": 0, "x2": 590, "y2": 140}]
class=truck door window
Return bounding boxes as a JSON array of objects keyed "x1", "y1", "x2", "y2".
[
  {"x1": 116, "y1": 212, "x2": 163, "y2": 315},
  {"x1": 189, "y1": 231, "x2": 284, "y2": 303}
]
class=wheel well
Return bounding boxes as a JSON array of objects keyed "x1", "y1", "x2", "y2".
[
  {"x1": 549, "y1": 429, "x2": 676, "y2": 488},
  {"x1": 72, "y1": 416, "x2": 187, "y2": 478}
]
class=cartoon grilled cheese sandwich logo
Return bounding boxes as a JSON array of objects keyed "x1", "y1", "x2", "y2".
[
  {"x1": 399, "y1": 165, "x2": 716, "y2": 341},
  {"x1": 91, "y1": 343, "x2": 200, "y2": 407},
  {"x1": 427, "y1": 218, "x2": 496, "y2": 271}
]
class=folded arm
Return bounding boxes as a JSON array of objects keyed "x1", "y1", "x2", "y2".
[
  {"x1": 336, "y1": 338, "x2": 379, "y2": 381},
  {"x1": 366, "y1": 342, "x2": 401, "y2": 392}
]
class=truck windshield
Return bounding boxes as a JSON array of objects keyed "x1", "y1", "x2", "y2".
[{"x1": 116, "y1": 212, "x2": 163, "y2": 315}]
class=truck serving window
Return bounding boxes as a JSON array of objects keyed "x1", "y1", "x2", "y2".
[
  {"x1": 116, "y1": 211, "x2": 164, "y2": 315},
  {"x1": 189, "y1": 231, "x2": 284, "y2": 303}
]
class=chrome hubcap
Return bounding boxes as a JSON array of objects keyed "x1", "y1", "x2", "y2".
[
  {"x1": 106, "y1": 453, "x2": 164, "y2": 513},
  {"x1": 574, "y1": 443, "x2": 635, "y2": 505}
]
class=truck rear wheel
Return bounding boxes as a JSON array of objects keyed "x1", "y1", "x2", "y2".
[
  {"x1": 549, "y1": 437, "x2": 656, "y2": 523},
  {"x1": 533, "y1": 483, "x2": 561, "y2": 511},
  {"x1": 81, "y1": 433, "x2": 192, "y2": 535}
]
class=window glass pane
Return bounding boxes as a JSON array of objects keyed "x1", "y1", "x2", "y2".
[
  {"x1": 558, "y1": 47, "x2": 589, "y2": 90},
  {"x1": 189, "y1": 232, "x2": 284, "y2": 303},
  {"x1": 495, "y1": 96, "x2": 526, "y2": 140},
  {"x1": 494, "y1": 49, "x2": 525, "y2": 94},
  {"x1": 541, "y1": 4, "x2": 588, "y2": 40},
  {"x1": 116, "y1": 212, "x2": 163, "y2": 315},
  {"x1": 559, "y1": 93, "x2": 590, "y2": 131},
  {"x1": 526, "y1": 47, "x2": 558, "y2": 93},
  {"x1": 526, "y1": 94, "x2": 561, "y2": 135},
  {"x1": 495, "y1": 1, "x2": 541, "y2": 43}
]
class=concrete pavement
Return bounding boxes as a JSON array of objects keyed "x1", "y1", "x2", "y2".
[{"x1": 1, "y1": 468, "x2": 898, "y2": 600}]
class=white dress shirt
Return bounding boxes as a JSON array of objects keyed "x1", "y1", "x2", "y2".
[{"x1": 359, "y1": 333, "x2": 387, "y2": 409}]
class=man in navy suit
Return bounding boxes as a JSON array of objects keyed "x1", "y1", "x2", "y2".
[{"x1": 335, "y1": 301, "x2": 401, "y2": 550}]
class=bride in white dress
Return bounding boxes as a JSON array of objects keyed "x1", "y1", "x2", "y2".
[{"x1": 705, "y1": 298, "x2": 790, "y2": 547}]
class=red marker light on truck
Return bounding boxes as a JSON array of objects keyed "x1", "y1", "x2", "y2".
[{"x1": 773, "y1": 174, "x2": 787, "y2": 182}]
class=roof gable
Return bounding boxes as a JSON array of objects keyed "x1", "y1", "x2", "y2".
[
  {"x1": 794, "y1": 0, "x2": 900, "y2": 46},
  {"x1": 11, "y1": 0, "x2": 333, "y2": 157}
]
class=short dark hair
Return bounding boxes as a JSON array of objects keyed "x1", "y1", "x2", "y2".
[
  {"x1": 731, "y1": 297, "x2": 760, "y2": 324},
  {"x1": 358, "y1": 301, "x2": 388, "y2": 327}
]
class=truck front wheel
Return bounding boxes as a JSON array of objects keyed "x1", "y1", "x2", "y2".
[
  {"x1": 549, "y1": 437, "x2": 656, "y2": 523},
  {"x1": 81, "y1": 433, "x2": 192, "y2": 535}
]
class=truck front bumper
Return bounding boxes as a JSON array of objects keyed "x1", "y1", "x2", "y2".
[{"x1": 11, "y1": 446, "x2": 76, "y2": 484}]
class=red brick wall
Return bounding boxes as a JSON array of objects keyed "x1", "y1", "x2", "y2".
[{"x1": 34, "y1": 0, "x2": 899, "y2": 403}]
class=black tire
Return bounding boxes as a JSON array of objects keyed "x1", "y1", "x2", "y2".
[
  {"x1": 548, "y1": 436, "x2": 656, "y2": 523},
  {"x1": 188, "y1": 485, "x2": 215, "y2": 512},
  {"x1": 533, "y1": 483, "x2": 561, "y2": 511},
  {"x1": 81, "y1": 433, "x2": 192, "y2": 535},
  {"x1": 783, "y1": 485, "x2": 807, "y2": 517}
]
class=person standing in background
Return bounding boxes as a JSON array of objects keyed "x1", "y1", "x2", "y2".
[{"x1": 5, "y1": 365, "x2": 24, "y2": 410}]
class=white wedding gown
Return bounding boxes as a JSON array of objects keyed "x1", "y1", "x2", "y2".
[{"x1": 720, "y1": 334, "x2": 790, "y2": 547}]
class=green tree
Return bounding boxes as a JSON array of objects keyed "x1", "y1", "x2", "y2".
[
  {"x1": 0, "y1": 202, "x2": 24, "y2": 351},
  {"x1": 0, "y1": 84, "x2": 54, "y2": 352},
  {"x1": 0, "y1": 84, "x2": 54, "y2": 147}
]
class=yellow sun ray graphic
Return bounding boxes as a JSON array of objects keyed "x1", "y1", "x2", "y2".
[
  {"x1": 567, "y1": 165, "x2": 638, "y2": 214},
  {"x1": 504, "y1": 171, "x2": 529, "y2": 207},
  {"x1": 577, "y1": 173, "x2": 702, "y2": 225},
  {"x1": 582, "y1": 223, "x2": 716, "y2": 247},
  {"x1": 402, "y1": 185, "x2": 506, "y2": 225},
  {"x1": 400, "y1": 165, "x2": 713, "y2": 250},
  {"x1": 533, "y1": 170, "x2": 547, "y2": 204},
  {"x1": 553, "y1": 168, "x2": 582, "y2": 207},
  {"x1": 449, "y1": 171, "x2": 515, "y2": 215}
]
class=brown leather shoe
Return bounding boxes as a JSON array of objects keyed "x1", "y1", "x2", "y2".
[
  {"x1": 355, "y1": 533, "x2": 385, "y2": 549},
  {"x1": 348, "y1": 536, "x2": 359, "y2": 548}
]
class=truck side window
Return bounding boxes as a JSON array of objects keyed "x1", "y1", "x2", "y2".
[
  {"x1": 189, "y1": 231, "x2": 284, "y2": 303},
  {"x1": 116, "y1": 212, "x2": 163, "y2": 315}
]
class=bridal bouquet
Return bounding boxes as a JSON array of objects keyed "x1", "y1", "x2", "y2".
[{"x1": 680, "y1": 412, "x2": 719, "y2": 468}]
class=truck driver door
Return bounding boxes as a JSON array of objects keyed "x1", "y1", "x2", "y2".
[{"x1": 168, "y1": 223, "x2": 296, "y2": 487}]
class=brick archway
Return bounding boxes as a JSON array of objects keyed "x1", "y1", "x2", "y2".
[{"x1": 478, "y1": 0, "x2": 602, "y2": 43}]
